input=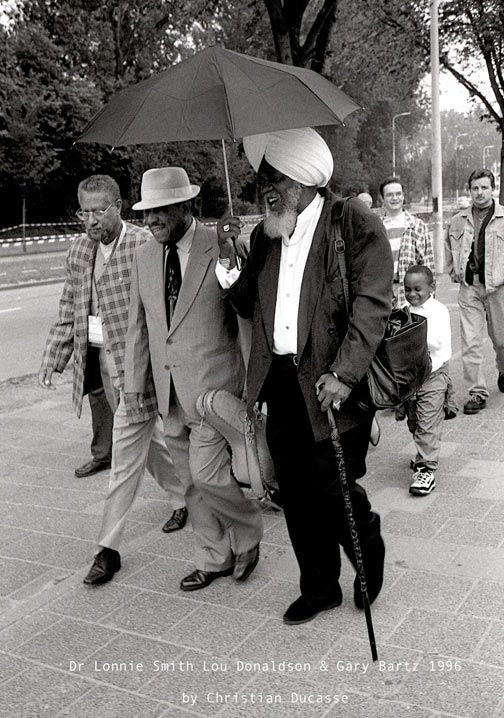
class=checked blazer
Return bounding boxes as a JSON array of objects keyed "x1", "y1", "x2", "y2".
[{"x1": 41, "y1": 221, "x2": 158, "y2": 420}]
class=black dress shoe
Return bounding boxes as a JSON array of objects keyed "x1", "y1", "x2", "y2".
[
  {"x1": 75, "y1": 458, "x2": 111, "y2": 478},
  {"x1": 180, "y1": 567, "x2": 233, "y2": 592},
  {"x1": 162, "y1": 507, "x2": 188, "y2": 533},
  {"x1": 83, "y1": 548, "x2": 121, "y2": 585},
  {"x1": 233, "y1": 544, "x2": 260, "y2": 581},
  {"x1": 283, "y1": 592, "x2": 343, "y2": 625}
]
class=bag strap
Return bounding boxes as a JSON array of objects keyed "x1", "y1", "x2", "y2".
[{"x1": 331, "y1": 218, "x2": 351, "y2": 313}]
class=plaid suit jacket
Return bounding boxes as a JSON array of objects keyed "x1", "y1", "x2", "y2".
[{"x1": 41, "y1": 221, "x2": 158, "y2": 420}]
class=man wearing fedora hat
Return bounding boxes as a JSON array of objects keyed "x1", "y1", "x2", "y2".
[
  {"x1": 124, "y1": 167, "x2": 263, "y2": 591},
  {"x1": 40, "y1": 174, "x2": 188, "y2": 587}
]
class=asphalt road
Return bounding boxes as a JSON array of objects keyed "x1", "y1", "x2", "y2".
[
  {"x1": 0, "y1": 282, "x2": 64, "y2": 382},
  {"x1": 0, "y1": 220, "x2": 257, "y2": 383}
]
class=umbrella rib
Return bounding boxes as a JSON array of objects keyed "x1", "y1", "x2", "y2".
[
  {"x1": 225, "y1": 54, "x2": 356, "y2": 136},
  {"x1": 116, "y1": 87, "x2": 159, "y2": 144},
  {"x1": 78, "y1": 46, "x2": 360, "y2": 146},
  {"x1": 214, "y1": 54, "x2": 236, "y2": 140}
]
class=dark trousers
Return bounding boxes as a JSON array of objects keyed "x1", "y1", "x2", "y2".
[
  {"x1": 263, "y1": 355, "x2": 384, "y2": 602},
  {"x1": 88, "y1": 387, "x2": 113, "y2": 463}
]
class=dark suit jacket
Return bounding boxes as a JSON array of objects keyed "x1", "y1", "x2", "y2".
[{"x1": 227, "y1": 191, "x2": 394, "y2": 441}]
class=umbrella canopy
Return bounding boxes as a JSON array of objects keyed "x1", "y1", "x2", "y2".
[{"x1": 77, "y1": 46, "x2": 361, "y2": 146}]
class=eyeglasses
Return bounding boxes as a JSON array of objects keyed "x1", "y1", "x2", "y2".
[{"x1": 76, "y1": 202, "x2": 115, "y2": 221}]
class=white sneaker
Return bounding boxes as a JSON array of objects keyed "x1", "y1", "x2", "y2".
[{"x1": 409, "y1": 467, "x2": 436, "y2": 496}]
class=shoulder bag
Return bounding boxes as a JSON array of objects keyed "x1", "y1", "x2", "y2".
[{"x1": 332, "y1": 218, "x2": 432, "y2": 410}]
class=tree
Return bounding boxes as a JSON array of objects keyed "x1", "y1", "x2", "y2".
[
  {"x1": 0, "y1": 18, "x2": 110, "y2": 223},
  {"x1": 0, "y1": 0, "x2": 429, "y2": 223},
  {"x1": 365, "y1": 0, "x2": 504, "y2": 202},
  {"x1": 0, "y1": 0, "x2": 244, "y2": 224}
]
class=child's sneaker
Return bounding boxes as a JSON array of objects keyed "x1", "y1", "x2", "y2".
[{"x1": 409, "y1": 467, "x2": 436, "y2": 496}]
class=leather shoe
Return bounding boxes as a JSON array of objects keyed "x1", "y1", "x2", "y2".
[
  {"x1": 180, "y1": 567, "x2": 233, "y2": 592},
  {"x1": 283, "y1": 591, "x2": 343, "y2": 625},
  {"x1": 162, "y1": 507, "x2": 188, "y2": 533},
  {"x1": 233, "y1": 544, "x2": 260, "y2": 581},
  {"x1": 75, "y1": 458, "x2": 111, "y2": 478},
  {"x1": 83, "y1": 548, "x2": 121, "y2": 585}
]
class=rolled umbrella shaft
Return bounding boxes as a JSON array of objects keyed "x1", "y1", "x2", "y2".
[{"x1": 327, "y1": 406, "x2": 378, "y2": 662}]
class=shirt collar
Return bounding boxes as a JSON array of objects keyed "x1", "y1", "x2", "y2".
[
  {"x1": 408, "y1": 295, "x2": 433, "y2": 310},
  {"x1": 166, "y1": 217, "x2": 196, "y2": 253},
  {"x1": 99, "y1": 220, "x2": 126, "y2": 253},
  {"x1": 296, "y1": 192, "x2": 324, "y2": 227}
]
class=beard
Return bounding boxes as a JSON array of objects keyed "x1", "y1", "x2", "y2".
[{"x1": 263, "y1": 183, "x2": 303, "y2": 239}]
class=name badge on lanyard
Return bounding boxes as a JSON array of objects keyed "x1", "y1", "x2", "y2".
[{"x1": 88, "y1": 315, "x2": 104, "y2": 347}]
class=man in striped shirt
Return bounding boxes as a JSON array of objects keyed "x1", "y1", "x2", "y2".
[{"x1": 379, "y1": 177, "x2": 436, "y2": 306}]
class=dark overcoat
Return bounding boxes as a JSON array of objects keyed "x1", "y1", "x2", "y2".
[{"x1": 227, "y1": 191, "x2": 394, "y2": 441}]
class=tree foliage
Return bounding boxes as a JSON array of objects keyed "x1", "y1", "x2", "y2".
[
  {"x1": 366, "y1": 0, "x2": 504, "y2": 201},
  {"x1": 0, "y1": 0, "x2": 428, "y2": 225}
]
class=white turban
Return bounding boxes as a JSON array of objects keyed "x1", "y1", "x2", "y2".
[{"x1": 243, "y1": 127, "x2": 334, "y2": 187}]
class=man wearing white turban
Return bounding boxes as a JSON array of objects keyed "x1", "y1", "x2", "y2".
[
  {"x1": 242, "y1": 127, "x2": 334, "y2": 188},
  {"x1": 216, "y1": 127, "x2": 393, "y2": 625}
]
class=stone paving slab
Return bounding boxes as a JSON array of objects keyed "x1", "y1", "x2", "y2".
[{"x1": 1, "y1": 275, "x2": 504, "y2": 716}]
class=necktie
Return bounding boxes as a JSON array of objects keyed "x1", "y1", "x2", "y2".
[{"x1": 165, "y1": 245, "x2": 181, "y2": 328}]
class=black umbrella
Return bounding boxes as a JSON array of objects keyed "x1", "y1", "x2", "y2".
[{"x1": 77, "y1": 46, "x2": 360, "y2": 211}]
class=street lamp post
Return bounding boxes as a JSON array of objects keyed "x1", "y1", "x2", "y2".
[
  {"x1": 392, "y1": 112, "x2": 411, "y2": 176},
  {"x1": 483, "y1": 145, "x2": 494, "y2": 168},
  {"x1": 430, "y1": 0, "x2": 444, "y2": 274},
  {"x1": 455, "y1": 132, "x2": 468, "y2": 204}
]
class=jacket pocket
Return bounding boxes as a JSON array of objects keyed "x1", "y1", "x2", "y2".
[{"x1": 491, "y1": 231, "x2": 504, "y2": 287}]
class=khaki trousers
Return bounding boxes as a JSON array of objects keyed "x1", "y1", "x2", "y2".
[
  {"x1": 163, "y1": 391, "x2": 263, "y2": 572},
  {"x1": 96, "y1": 350, "x2": 184, "y2": 551},
  {"x1": 407, "y1": 366, "x2": 450, "y2": 471},
  {"x1": 458, "y1": 280, "x2": 504, "y2": 398}
]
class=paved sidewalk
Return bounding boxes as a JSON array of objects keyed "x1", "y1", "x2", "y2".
[{"x1": 1, "y1": 275, "x2": 504, "y2": 717}]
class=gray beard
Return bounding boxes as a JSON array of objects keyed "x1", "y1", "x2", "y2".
[
  {"x1": 262, "y1": 183, "x2": 302, "y2": 239},
  {"x1": 263, "y1": 208, "x2": 298, "y2": 239}
]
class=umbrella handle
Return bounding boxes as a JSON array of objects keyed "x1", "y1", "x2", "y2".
[{"x1": 221, "y1": 139, "x2": 242, "y2": 270}]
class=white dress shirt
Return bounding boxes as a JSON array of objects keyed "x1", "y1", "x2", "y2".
[
  {"x1": 405, "y1": 295, "x2": 452, "y2": 372},
  {"x1": 216, "y1": 193, "x2": 324, "y2": 355},
  {"x1": 165, "y1": 217, "x2": 196, "y2": 280}
]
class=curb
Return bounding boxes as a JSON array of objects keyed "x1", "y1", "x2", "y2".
[{"x1": 0, "y1": 278, "x2": 64, "y2": 292}]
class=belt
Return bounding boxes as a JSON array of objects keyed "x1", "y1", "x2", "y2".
[{"x1": 272, "y1": 352, "x2": 298, "y2": 366}]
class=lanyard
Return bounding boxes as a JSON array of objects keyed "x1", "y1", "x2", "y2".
[{"x1": 92, "y1": 222, "x2": 125, "y2": 312}]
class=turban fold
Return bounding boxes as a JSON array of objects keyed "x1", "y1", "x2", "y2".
[{"x1": 243, "y1": 127, "x2": 334, "y2": 187}]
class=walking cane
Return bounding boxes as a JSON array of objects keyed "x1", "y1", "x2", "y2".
[{"x1": 327, "y1": 406, "x2": 378, "y2": 662}]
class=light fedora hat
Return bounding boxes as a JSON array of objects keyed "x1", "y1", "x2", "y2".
[{"x1": 132, "y1": 167, "x2": 200, "y2": 210}]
